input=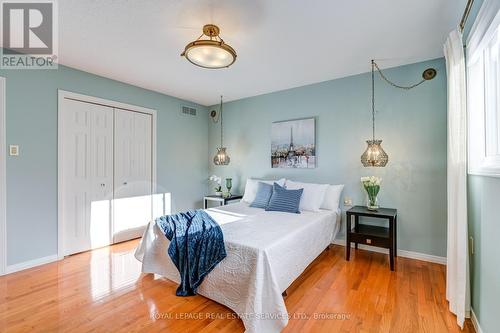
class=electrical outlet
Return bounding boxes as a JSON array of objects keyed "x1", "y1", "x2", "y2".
[
  {"x1": 343, "y1": 197, "x2": 352, "y2": 206},
  {"x1": 9, "y1": 145, "x2": 19, "y2": 156}
]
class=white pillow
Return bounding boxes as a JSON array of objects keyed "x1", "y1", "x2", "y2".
[
  {"x1": 285, "y1": 180, "x2": 329, "y2": 212},
  {"x1": 242, "y1": 178, "x2": 286, "y2": 203},
  {"x1": 320, "y1": 184, "x2": 345, "y2": 210}
]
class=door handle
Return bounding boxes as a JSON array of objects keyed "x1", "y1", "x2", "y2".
[{"x1": 123, "y1": 181, "x2": 128, "y2": 185}]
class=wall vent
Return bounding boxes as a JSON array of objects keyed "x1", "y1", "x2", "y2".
[{"x1": 181, "y1": 105, "x2": 197, "y2": 116}]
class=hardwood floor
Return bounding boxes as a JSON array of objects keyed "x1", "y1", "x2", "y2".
[{"x1": 0, "y1": 240, "x2": 474, "y2": 333}]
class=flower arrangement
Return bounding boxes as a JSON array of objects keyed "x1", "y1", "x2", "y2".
[
  {"x1": 361, "y1": 176, "x2": 381, "y2": 210},
  {"x1": 209, "y1": 175, "x2": 222, "y2": 195}
]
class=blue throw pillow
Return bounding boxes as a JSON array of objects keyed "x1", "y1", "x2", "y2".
[
  {"x1": 249, "y1": 182, "x2": 274, "y2": 208},
  {"x1": 266, "y1": 183, "x2": 303, "y2": 214}
]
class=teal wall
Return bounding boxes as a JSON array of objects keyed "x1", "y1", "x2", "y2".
[
  {"x1": 468, "y1": 175, "x2": 500, "y2": 332},
  {"x1": 208, "y1": 58, "x2": 448, "y2": 257},
  {"x1": 465, "y1": 0, "x2": 500, "y2": 332},
  {"x1": 1, "y1": 64, "x2": 208, "y2": 265}
]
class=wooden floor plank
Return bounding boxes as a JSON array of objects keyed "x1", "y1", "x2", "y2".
[{"x1": 0, "y1": 240, "x2": 474, "y2": 332}]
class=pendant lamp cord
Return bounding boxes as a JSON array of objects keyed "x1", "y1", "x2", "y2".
[
  {"x1": 220, "y1": 95, "x2": 223, "y2": 148},
  {"x1": 373, "y1": 60, "x2": 427, "y2": 90},
  {"x1": 371, "y1": 59, "x2": 428, "y2": 141},
  {"x1": 371, "y1": 60, "x2": 375, "y2": 141}
]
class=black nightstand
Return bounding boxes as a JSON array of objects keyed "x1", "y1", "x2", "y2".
[
  {"x1": 345, "y1": 206, "x2": 398, "y2": 270},
  {"x1": 203, "y1": 195, "x2": 243, "y2": 209}
]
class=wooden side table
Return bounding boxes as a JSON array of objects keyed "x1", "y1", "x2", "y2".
[
  {"x1": 203, "y1": 195, "x2": 243, "y2": 209},
  {"x1": 345, "y1": 206, "x2": 398, "y2": 270}
]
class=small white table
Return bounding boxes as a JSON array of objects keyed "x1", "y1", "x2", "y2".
[{"x1": 203, "y1": 195, "x2": 243, "y2": 209}]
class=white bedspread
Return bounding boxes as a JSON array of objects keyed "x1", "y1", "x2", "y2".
[{"x1": 135, "y1": 202, "x2": 340, "y2": 333}]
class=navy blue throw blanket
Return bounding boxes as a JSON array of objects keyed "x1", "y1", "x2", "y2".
[{"x1": 156, "y1": 210, "x2": 227, "y2": 296}]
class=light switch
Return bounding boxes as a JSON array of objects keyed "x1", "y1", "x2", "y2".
[{"x1": 9, "y1": 145, "x2": 19, "y2": 156}]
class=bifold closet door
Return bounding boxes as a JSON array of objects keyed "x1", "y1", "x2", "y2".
[
  {"x1": 113, "y1": 108, "x2": 153, "y2": 243},
  {"x1": 61, "y1": 99, "x2": 113, "y2": 256}
]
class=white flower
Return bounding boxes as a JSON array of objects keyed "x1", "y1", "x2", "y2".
[
  {"x1": 361, "y1": 176, "x2": 382, "y2": 186},
  {"x1": 209, "y1": 175, "x2": 221, "y2": 185}
]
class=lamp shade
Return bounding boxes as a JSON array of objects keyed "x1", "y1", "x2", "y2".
[
  {"x1": 361, "y1": 140, "x2": 388, "y2": 167},
  {"x1": 183, "y1": 42, "x2": 236, "y2": 69},
  {"x1": 213, "y1": 147, "x2": 230, "y2": 165}
]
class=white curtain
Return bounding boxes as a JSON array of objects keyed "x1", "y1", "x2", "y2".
[{"x1": 444, "y1": 28, "x2": 470, "y2": 329}]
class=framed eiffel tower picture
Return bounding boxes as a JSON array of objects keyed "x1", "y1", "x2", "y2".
[{"x1": 271, "y1": 117, "x2": 316, "y2": 168}]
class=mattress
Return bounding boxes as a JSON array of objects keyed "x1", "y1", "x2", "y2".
[{"x1": 135, "y1": 202, "x2": 341, "y2": 333}]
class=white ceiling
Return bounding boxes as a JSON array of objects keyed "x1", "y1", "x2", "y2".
[{"x1": 58, "y1": 0, "x2": 466, "y2": 106}]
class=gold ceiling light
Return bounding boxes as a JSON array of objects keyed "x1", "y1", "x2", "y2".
[{"x1": 181, "y1": 24, "x2": 237, "y2": 69}]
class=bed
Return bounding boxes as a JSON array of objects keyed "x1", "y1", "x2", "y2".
[{"x1": 135, "y1": 201, "x2": 341, "y2": 333}]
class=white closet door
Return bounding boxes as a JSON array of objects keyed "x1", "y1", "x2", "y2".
[
  {"x1": 113, "y1": 109, "x2": 152, "y2": 243},
  {"x1": 61, "y1": 99, "x2": 113, "y2": 255}
]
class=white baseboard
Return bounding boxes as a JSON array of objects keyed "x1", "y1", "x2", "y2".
[
  {"x1": 332, "y1": 239, "x2": 447, "y2": 265},
  {"x1": 471, "y1": 308, "x2": 483, "y2": 333},
  {"x1": 6, "y1": 254, "x2": 59, "y2": 274}
]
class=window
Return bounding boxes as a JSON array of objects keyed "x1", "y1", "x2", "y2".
[{"x1": 467, "y1": 1, "x2": 500, "y2": 177}]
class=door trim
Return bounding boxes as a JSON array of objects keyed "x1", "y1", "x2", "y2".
[
  {"x1": 57, "y1": 90, "x2": 157, "y2": 259},
  {"x1": 0, "y1": 77, "x2": 6, "y2": 275}
]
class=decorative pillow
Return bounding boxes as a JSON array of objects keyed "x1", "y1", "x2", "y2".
[
  {"x1": 320, "y1": 184, "x2": 345, "y2": 210},
  {"x1": 285, "y1": 180, "x2": 329, "y2": 212},
  {"x1": 249, "y1": 182, "x2": 273, "y2": 208},
  {"x1": 266, "y1": 183, "x2": 303, "y2": 214},
  {"x1": 242, "y1": 178, "x2": 286, "y2": 203}
]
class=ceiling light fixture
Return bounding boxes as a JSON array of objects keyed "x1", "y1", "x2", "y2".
[{"x1": 181, "y1": 24, "x2": 236, "y2": 69}]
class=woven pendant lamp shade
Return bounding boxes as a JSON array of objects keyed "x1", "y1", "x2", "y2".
[{"x1": 361, "y1": 140, "x2": 388, "y2": 167}]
